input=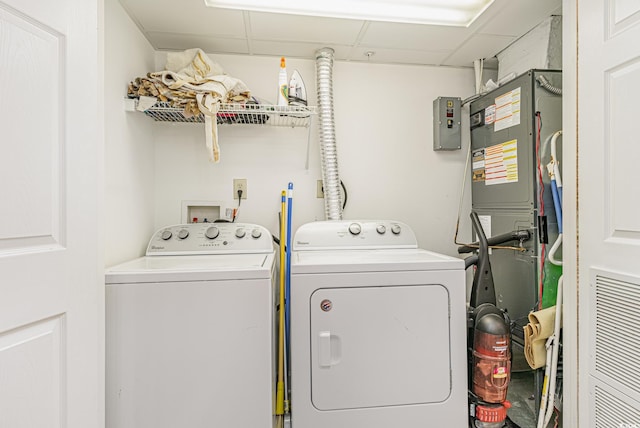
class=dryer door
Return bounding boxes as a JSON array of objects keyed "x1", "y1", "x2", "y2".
[{"x1": 309, "y1": 284, "x2": 451, "y2": 410}]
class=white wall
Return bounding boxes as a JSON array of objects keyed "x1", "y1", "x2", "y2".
[
  {"x1": 104, "y1": 0, "x2": 157, "y2": 267},
  {"x1": 152, "y1": 52, "x2": 476, "y2": 257},
  {"x1": 332, "y1": 61, "x2": 474, "y2": 256}
]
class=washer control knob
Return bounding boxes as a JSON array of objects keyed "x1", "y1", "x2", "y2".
[
  {"x1": 376, "y1": 224, "x2": 387, "y2": 234},
  {"x1": 235, "y1": 228, "x2": 246, "y2": 238},
  {"x1": 348, "y1": 223, "x2": 362, "y2": 235},
  {"x1": 391, "y1": 224, "x2": 402, "y2": 235},
  {"x1": 177, "y1": 229, "x2": 189, "y2": 239},
  {"x1": 161, "y1": 230, "x2": 172, "y2": 240},
  {"x1": 205, "y1": 226, "x2": 220, "y2": 240},
  {"x1": 251, "y1": 228, "x2": 262, "y2": 239}
]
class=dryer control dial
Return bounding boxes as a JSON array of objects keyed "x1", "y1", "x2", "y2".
[
  {"x1": 235, "y1": 228, "x2": 246, "y2": 238},
  {"x1": 348, "y1": 223, "x2": 362, "y2": 235},
  {"x1": 177, "y1": 229, "x2": 189, "y2": 239},
  {"x1": 161, "y1": 230, "x2": 172, "y2": 240},
  {"x1": 291, "y1": 220, "x2": 417, "y2": 250},
  {"x1": 205, "y1": 226, "x2": 220, "y2": 240},
  {"x1": 251, "y1": 228, "x2": 262, "y2": 239}
]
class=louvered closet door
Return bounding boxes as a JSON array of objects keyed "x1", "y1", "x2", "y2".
[
  {"x1": 0, "y1": 1, "x2": 102, "y2": 427},
  {"x1": 578, "y1": 1, "x2": 640, "y2": 426}
]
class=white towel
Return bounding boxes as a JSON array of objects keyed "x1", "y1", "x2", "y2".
[
  {"x1": 136, "y1": 96, "x2": 157, "y2": 112},
  {"x1": 144, "y1": 49, "x2": 251, "y2": 162},
  {"x1": 152, "y1": 70, "x2": 250, "y2": 101},
  {"x1": 165, "y1": 48, "x2": 225, "y2": 79},
  {"x1": 524, "y1": 306, "x2": 556, "y2": 369},
  {"x1": 196, "y1": 93, "x2": 220, "y2": 163}
]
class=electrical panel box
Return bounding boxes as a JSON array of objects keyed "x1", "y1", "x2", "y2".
[
  {"x1": 469, "y1": 70, "x2": 562, "y2": 342},
  {"x1": 433, "y1": 96, "x2": 461, "y2": 151}
]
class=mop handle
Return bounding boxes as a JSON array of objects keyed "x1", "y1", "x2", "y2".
[{"x1": 285, "y1": 183, "x2": 293, "y2": 345}]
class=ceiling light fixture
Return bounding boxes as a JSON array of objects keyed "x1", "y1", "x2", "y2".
[{"x1": 204, "y1": 0, "x2": 495, "y2": 27}]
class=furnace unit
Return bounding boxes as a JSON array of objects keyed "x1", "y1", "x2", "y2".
[{"x1": 469, "y1": 69, "x2": 562, "y2": 348}]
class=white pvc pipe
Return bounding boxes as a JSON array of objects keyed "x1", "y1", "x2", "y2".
[
  {"x1": 550, "y1": 130, "x2": 563, "y2": 189},
  {"x1": 549, "y1": 233, "x2": 563, "y2": 266},
  {"x1": 542, "y1": 275, "x2": 563, "y2": 428},
  {"x1": 537, "y1": 128, "x2": 563, "y2": 427},
  {"x1": 536, "y1": 336, "x2": 554, "y2": 428},
  {"x1": 474, "y1": 58, "x2": 484, "y2": 95}
]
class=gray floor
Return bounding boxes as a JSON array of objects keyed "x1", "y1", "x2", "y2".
[
  {"x1": 506, "y1": 346, "x2": 561, "y2": 428},
  {"x1": 507, "y1": 370, "x2": 538, "y2": 427}
]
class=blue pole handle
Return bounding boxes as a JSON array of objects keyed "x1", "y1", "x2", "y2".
[{"x1": 551, "y1": 179, "x2": 563, "y2": 234}]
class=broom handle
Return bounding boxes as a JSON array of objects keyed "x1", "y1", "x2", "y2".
[{"x1": 275, "y1": 191, "x2": 286, "y2": 416}]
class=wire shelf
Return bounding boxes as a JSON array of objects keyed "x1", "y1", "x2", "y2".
[{"x1": 137, "y1": 100, "x2": 316, "y2": 128}]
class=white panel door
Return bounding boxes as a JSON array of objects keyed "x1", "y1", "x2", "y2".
[
  {"x1": 0, "y1": 0, "x2": 102, "y2": 427},
  {"x1": 578, "y1": 0, "x2": 640, "y2": 426}
]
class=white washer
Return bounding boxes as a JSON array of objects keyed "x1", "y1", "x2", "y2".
[
  {"x1": 106, "y1": 223, "x2": 276, "y2": 428},
  {"x1": 290, "y1": 220, "x2": 468, "y2": 428}
]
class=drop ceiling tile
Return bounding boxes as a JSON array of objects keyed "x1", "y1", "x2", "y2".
[
  {"x1": 251, "y1": 40, "x2": 352, "y2": 60},
  {"x1": 118, "y1": 0, "x2": 562, "y2": 69},
  {"x1": 361, "y1": 21, "x2": 469, "y2": 51},
  {"x1": 349, "y1": 47, "x2": 451, "y2": 66},
  {"x1": 120, "y1": 0, "x2": 246, "y2": 37},
  {"x1": 441, "y1": 34, "x2": 516, "y2": 67},
  {"x1": 147, "y1": 33, "x2": 249, "y2": 55},
  {"x1": 249, "y1": 11, "x2": 365, "y2": 45}
]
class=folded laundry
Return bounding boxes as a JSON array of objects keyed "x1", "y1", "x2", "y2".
[
  {"x1": 128, "y1": 48, "x2": 251, "y2": 162},
  {"x1": 524, "y1": 306, "x2": 556, "y2": 369},
  {"x1": 135, "y1": 96, "x2": 157, "y2": 112},
  {"x1": 151, "y1": 70, "x2": 249, "y2": 98},
  {"x1": 165, "y1": 48, "x2": 225, "y2": 79}
]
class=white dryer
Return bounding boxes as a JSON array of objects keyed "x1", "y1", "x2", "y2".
[
  {"x1": 106, "y1": 223, "x2": 276, "y2": 428},
  {"x1": 290, "y1": 220, "x2": 468, "y2": 428}
]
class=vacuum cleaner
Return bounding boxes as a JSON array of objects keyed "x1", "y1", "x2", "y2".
[{"x1": 460, "y1": 212, "x2": 531, "y2": 428}]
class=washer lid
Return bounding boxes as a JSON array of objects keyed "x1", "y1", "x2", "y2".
[
  {"x1": 105, "y1": 253, "x2": 274, "y2": 284},
  {"x1": 292, "y1": 248, "x2": 463, "y2": 274}
]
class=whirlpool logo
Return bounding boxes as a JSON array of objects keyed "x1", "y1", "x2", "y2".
[{"x1": 151, "y1": 245, "x2": 165, "y2": 250}]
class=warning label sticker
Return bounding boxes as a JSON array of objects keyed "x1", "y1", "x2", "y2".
[
  {"x1": 485, "y1": 139, "x2": 518, "y2": 186},
  {"x1": 494, "y1": 87, "x2": 521, "y2": 132},
  {"x1": 472, "y1": 148, "x2": 486, "y2": 182},
  {"x1": 484, "y1": 104, "x2": 496, "y2": 125}
]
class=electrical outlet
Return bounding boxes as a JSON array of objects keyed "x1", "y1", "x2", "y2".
[
  {"x1": 316, "y1": 180, "x2": 324, "y2": 198},
  {"x1": 233, "y1": 179, "x2": 247, "y2": 199}
]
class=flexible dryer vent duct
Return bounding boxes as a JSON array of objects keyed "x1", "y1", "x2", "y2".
[{"x1": 315, "y1": 47, "x2": 343, "y2": 220}]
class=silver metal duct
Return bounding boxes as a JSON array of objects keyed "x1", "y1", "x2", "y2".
[{"x1": 315, "y1": 47, "x2": 342, "y2": 220}]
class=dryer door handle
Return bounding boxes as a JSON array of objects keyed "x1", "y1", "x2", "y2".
[
  {"x1": 318, "y1": 331, "x2": 332, "y2": 366},
  {"x1": 318, "y1": 331, "x2": 341, "y2": 367}
]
